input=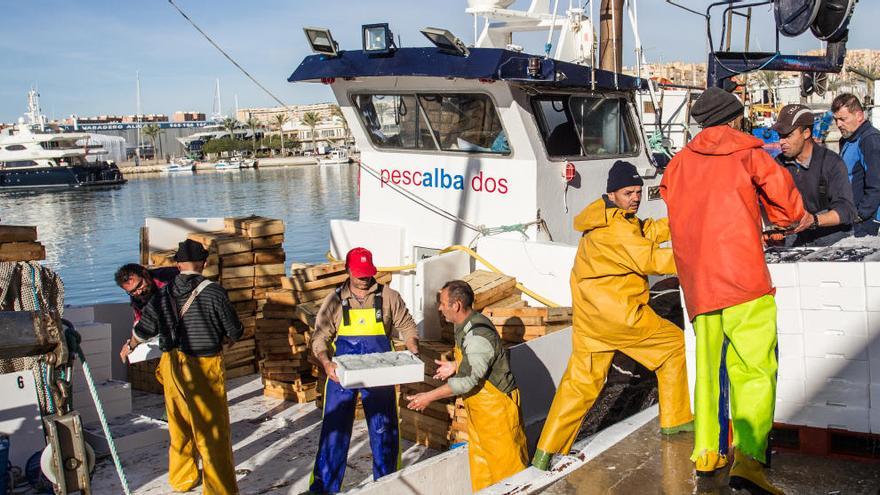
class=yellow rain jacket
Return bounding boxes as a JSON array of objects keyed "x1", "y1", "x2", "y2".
[
  {"x1": 534, "y1": 197, "x2": 691, "y2": 458},
  {"x1": 570, "y1": 197, "x2": 676, "y2": 351}
]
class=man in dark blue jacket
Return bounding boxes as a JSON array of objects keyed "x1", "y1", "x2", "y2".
[{"x1": 834, "y1": 93, "x2": 880, "y2": 236}]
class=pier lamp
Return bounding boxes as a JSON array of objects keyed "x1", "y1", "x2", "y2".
[
  {"x1": 304, "y1": 27, "x2": 339, "y2": 57},
  {"x1": 362, "y1": 23, "x2": 397, "y2": 55},
  {"x1": 420, "y1": 27, "x2": 469, "y2": 57}
]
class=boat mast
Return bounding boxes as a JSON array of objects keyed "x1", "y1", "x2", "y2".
[
  {"x1": 136, "y1": 70, "x2": 142, "y2": 160},
  {"x1": 598, "y1": 0, "x2": 624, "y2": 77}
]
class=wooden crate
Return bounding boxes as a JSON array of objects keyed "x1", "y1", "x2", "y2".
[
  {"x1": 461, "y1": 270, "x2": 518, "y2": 310},
  {"x1": 0, "y1": 225, "x2": 37, "y2": 243},
  {"x1": 0, "y1": 241, "x2": 46, "y2": 262}
]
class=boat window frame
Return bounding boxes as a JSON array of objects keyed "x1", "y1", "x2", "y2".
[
  {"x1": 4, "y1": 144, "x2": 26, "y2": 151},
  {"x1": 0, "y1": 160, "x2": 39, "y2": 169},
  {"x1": 348, "y1": 90, "x2": 513, "y2": 158},
  {"x1": 528, "y1": 90, "x2": 643, "y2": 162}
]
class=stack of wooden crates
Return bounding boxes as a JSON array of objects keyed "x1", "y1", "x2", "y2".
[
  {"x1": 0, "y1": 225, "x2": 46, "y2": 261},
  {"x1": 133, "y1": 216, "x2": 286, "y2": 390}
]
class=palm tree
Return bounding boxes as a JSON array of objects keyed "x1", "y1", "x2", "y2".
[
  {"x1": 246, "y1": 116, "x2": 260, "y2": 156},
  {"x1": 758, "y1": 70, "x2": 780, "y2": 107},
  {"x1": 330, "y1": 105, "x2": 350, "y2": 148},
  {"x1": 272, "y1": 113, "x2": 289, "y2": 156},
  {"x1": 301, "y1": 111, "x2": 321, "y2": 153},
  {"x1": 222, "y1": 117, "x2": 239, "y2": 140},
  {"x1": 141, "y1": 124, "x2": 163, "y2": 163}
]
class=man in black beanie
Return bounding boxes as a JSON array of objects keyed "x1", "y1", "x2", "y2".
[
  {"x1": 533, "y1": 160, "x2": 693, "y2": 470},
  {"x1": 135, "y1": 238, "x2": 243, "y2": 494},
  {"x1": 661, "y1": 88, "x2": 808, "y2": 493}
]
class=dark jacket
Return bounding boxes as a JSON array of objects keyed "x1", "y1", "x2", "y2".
[
  {"x1": 135, "y1": 272, "x2": 243, "y2": 356},
  {"x1": 777, "y1": 143, "x2": 857, "y2": 245},
  {"x1": 841, "y1": 121, "x2": 880, "y2": 229}
]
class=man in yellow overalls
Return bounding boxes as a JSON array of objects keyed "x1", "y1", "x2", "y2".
[
  {"x1": 310, "y1": 247, "x2": 419, "y2": 494},
  {"x1": 133, "y1": 239, "x2": 242, "y2": 494},
  {"x1": 532, "y1": 161, "x2": 693, "y2": 471},
  {"x1": 406, "y1": 280, "x2": 527, "y2": 492}
]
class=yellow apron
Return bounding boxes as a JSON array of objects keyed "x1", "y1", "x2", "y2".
[{"x1": 454, "y1": 348, "x2": 528, "y2": 492}]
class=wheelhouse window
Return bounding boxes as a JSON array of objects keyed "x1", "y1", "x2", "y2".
[
  {"x1": 1, "y1": 160, "x2": 38, "y2": 168},
  {"x1": 352, "y1": 93, "x2": 509, "y2": 154},
  {"x1": 533, "y1": 95, "x2": 639, "y2": 159}
]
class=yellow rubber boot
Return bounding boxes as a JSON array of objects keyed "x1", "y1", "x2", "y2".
[
  {"x1": 693, "y1": 450, "x2": 728, "y2": 477},
  {"x1": 728, "y1": 454, "x2": 784, "y2": 495}
]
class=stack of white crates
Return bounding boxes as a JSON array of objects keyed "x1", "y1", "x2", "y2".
[
  {"x1": 681, "y1": 245, "x2": 879, "y2": 435},
  {"x1": 64, "y1": 306, "x2": 132, "y2": 425}
]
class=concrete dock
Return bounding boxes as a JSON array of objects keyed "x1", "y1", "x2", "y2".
[
  {"x1": 116, "y1": 156, "x2": 326, "y2": 175},
  {"x1": 542, "y1": 418, "x2": 880, "y2": 495}
]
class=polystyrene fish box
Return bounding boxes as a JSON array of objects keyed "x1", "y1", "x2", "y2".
[
  {"x1": 802, "y1": 310, "x2": 868, "y2": 361},
  {"x1": 333, "y1": 351, "x2": 424, "y2": 389},
  {"x1": 63, "y1": 306, "x2": 94, "y2": 325},
  {"x1": 75, "y1": 322, "x2": 111, "y2": 342},
  {"x1": 799, "y1": 286, "x2": 866, "y2": 312},
  {"x1": 867, "y1": 287, "x2": 880, "y2": 311},
  {"x1": 127, "y1": 339, "x2": 162, "y2": 364},
  {"x1": 768, "y1": 263, "x2": 798, "y2": 288},
  {"x1": 864, "y1": 260, "x2": 880, "y2": 286},
  {"x1": 778, "y1": 355, "x2": 805, "y2": 382},
  {"x1": 774, "y1": 399, "x2": 801, "y2": 424},
  {"x1": 774, "y1": 287, "x2": 801, "y2": 311},
  {"x1": 797, "y1": 261, "x2": 865, "y2": 288},
  {"x1": 804, "y1": 380, "x2": 870, "y2": 409},
  {"x1": 805, "y1": 356, "x2": 869, "y2": 384},
  {"x1": 790, "y1": 404, "x2": 870, "y2": 433},
  {"x1": 777, "y1": 334, "x2": 804, "y2": 359},
  {"x1": 872, "y1": 407, "x2": 880, "y2": 433},
  {"x1": 776, "y1": 379, "x2": 805, "y2": 404},
  {"x1": 73, "y1": 363, "x2": 110, "y2": 387},
  {"x1": 72, "y1": 380, "x2": 131, "y2": 409},
  {"x1": 776, "y1": 309, "x2": 803, "y2": 334}
]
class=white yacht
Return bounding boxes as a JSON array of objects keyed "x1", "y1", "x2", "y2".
[{"x1": 0, "y1": 90, "x2": 126, "y2": 190}]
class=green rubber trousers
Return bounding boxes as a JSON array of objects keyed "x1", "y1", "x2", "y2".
[{"x1": 691, "y1": 294, "x2": 777, "y2": 463}]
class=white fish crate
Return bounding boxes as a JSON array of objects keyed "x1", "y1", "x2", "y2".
[
  {"x1": 333, "y1": 351, "x2": 424, "y2": 389},
  {"x1": 127, "y1": 339, "x2": 162, "y2": 363}
]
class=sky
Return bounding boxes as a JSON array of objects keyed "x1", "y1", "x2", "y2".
[{"x1": 2, "y1": 0, "x2": 879, "y2": 123}]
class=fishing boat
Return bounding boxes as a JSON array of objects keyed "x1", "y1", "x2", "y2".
[
  {"x1": 318, "y1": 148, "x2": 350, "y2": 165},
  {"x1": 214, "y1": 161, "x2": 241, "y2": 171}
]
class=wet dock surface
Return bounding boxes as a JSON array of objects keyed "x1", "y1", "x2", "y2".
[{"x1": 542, "y1": 418, "x2": 880, "y2": 495}]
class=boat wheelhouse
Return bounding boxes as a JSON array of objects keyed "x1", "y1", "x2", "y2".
[{"x1": 290, "y1": 45, "x2": 664, "y2": 310}]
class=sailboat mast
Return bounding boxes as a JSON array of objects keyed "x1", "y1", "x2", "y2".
[{"x1": 136, "y1": 70, "x2": 142, "y2": 158}]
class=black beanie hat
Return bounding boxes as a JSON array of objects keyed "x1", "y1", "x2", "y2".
[
  {"x1": 691, "y1": 87, "x2": 744, "y2": 127},
  {"x1": 606, "y1": 160, "x2": 644, "y2": 193},
  {"x1": 173, "y1": 239, "x2": 209, "y2": 262}
]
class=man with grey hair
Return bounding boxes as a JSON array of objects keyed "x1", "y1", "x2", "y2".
[{"x1": 833, "y1": 93, "x2": 880, "y2": 236}]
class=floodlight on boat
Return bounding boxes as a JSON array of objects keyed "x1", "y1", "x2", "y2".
[
  {"x1": 420, "y1": 27, "x2": 469, "y2": 57},
  {"x1": 362, "y1": 23, "x2": 396, "y2": 55},
  {"x1": 304, "y1": 27, "x2": 339, "y2": 57}
]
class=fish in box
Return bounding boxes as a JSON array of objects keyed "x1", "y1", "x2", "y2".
[{"x1": 333, "y1": 351, "x2": 424, "y2": 388}]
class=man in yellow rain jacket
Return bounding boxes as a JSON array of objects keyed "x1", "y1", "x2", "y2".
[
  {"x1": 532, "y1": 160, "x2": 693, "y2": 470},
  {"x1": 406, "y1": 280, "x2": 527, "y2": 492}
]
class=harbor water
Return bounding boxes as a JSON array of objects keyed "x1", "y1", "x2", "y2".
[{"x1": 0, "y1": 165, "x2": 358, "y2": 306}]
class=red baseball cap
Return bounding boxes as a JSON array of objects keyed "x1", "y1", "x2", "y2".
[{"x1": 345, "y1": 247, "x2": 377, "y2": 279}]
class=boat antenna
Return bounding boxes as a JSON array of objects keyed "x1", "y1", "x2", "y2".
[
  {"x1": 167, "y1": 0, "x2": 289, "y2": 108},
  {"x1": 545, "y1": 0, "x2": 561, "y2": 58}
]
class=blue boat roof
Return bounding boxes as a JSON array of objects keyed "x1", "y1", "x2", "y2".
[{"x1": 288, "y1": 47, "x2": 646, "y2": 91}]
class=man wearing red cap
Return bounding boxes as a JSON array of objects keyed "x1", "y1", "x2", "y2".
[{"x1": 309, "y1": 247, "x2": 419, "y2": 494}]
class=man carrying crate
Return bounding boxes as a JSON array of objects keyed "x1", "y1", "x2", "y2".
[
  {"x1": 310, "y1": 247, "x2": 419, "y2": 494},
  {"x1": 406, "y1": 280, "x2": 527, "y2": 492}
]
